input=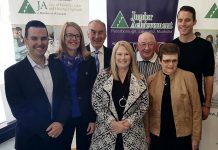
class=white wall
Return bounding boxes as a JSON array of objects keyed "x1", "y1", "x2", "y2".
[
  {"x1": 0, "y1": 0, "x2": 15, "y2": 124},
  {"x1": 89, "y1": 0, "x2": 106, "y2": 23}
]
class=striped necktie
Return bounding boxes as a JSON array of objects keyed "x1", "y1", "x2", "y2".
[{"x1": 94, "y1": 50, "x2": 100, "y2": 73}]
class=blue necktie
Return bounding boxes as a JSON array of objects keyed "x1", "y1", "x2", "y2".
[{"x1": 94, "y1": 50, "x2": 100, "y2": 73}]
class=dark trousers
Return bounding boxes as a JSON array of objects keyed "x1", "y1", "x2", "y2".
[
  {"x1": 150, "y1": 133, "x2": 192, "y2": 150},
  {"x1": 62, "y1": 117, "x2": 92, "y2": 150},
  {"x1": 15, "y1": 133, "x2": 67, "y2": 150}
]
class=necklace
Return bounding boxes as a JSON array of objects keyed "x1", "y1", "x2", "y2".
[
  {"x1": 117, "y1": 71, "x2": 130, "y2": 108},
  {"x1": 119, "y1": 96, "x2": 127, "y2": 107}
]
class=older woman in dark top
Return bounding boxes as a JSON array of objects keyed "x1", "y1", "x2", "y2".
[{"x1": 147, "y1": 43, "x2": 202, "y2": 150}]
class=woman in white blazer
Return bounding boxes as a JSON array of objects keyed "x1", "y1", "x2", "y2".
[{"x1": 90, "y1": 41, "x2": 149, "y2": 150}]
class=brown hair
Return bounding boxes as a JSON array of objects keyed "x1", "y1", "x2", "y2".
[
  {"x1": 158, "y1": 43, "x2": 180, "y2": 61},
  {"x1": 57, "y1": 22, "x2": 90, "y2": 59},
  {"x1": 178, "y1": 6, "x2": 196, "y2": 21}
]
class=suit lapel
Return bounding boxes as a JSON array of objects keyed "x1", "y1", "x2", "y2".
[
  {"x1": 48, "y1": 60, "x2": 55, "y2": 93},
  {"x1": 23, "y1": 57, "x2": 51, "y2": 103},
  {"x1": 23, "y1": 58, "x2": 45, "y2": 92},
  {"x1": 103, "y1": 46, "x2": 111, "y2": 68},
  {"x1": 103, "y1": 75, "x2": 118, "y2": 119},
  {"x1": 102, "y1": 74, "x2": 147, "y2": 119},
  {"x1": 103, "y1": 46, "x2": 107, "y2": 68},
  {"x1": 124, "y1": 74, "x2": 146, "y2": 113}
]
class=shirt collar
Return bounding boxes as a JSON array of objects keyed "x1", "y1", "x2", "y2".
[
  {"x1": 90, "y1": 44, "x2": 104, "y2": 54},
  {"x1": 27, "y1": 54, "x2": 48, "y2": 68},
  {"x1": 136, "y1": 51, "x2": 158, "y2": 63}
]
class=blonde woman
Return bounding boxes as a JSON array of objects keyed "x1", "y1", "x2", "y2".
[
  {"x1": 90, "y1": 41, "x2": 149, "y2": 150},
  {"x1": 49, "y1": 22, "x2": 97, "y2": 150}
]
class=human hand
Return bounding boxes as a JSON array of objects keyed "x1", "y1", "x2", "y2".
[
  {"x1": 192, "y1": 140, "x2": 199, "y2": 150},
  {"x1": 146, "y1": 136, "x2": 151, "y2": 145},
  {"x1": 46, "y1": 122, "x2": 63, "y2": 138},
  {"x1": 111, "y1": 120, "x2": 129, "y2": 134},
  {"x1": 202, "y1": 106, "x2": 210, "y2": 120},
  {"x1": 87, "y1": 122, "x2": 95, "y2": 135},
  {"x1": 122, "y1": 120, "x2": 131, "y2": 128}
]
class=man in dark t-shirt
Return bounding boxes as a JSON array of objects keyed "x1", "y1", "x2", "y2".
[{"x1": 173, "y1": 6, "x2": 215, "y2": 122}]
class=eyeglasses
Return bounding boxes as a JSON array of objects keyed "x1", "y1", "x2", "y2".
[
  {"x1": 64, "y1": 33, "x2": 81, "y2": 40},
  {"x1": 138, "y1": 42, "x2": 155, "y2": 48},
  {"x1": 162, "y1": 59, "x2": 178, "y2": 64}
]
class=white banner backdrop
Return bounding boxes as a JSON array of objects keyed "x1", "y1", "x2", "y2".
[
  {"x1": 177, "y1": 0, "x2": 218, "y2": 29},
  {"x1": 8, "y1": 0, "x2": 89, "y2": 25},
  {"x1": 7, "y1": 0, "x2": 90, "y2": 62}
]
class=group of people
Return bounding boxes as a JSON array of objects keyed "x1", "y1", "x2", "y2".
[{"x1": 4, "y1": 5, "x2": 214, "y2": 150}]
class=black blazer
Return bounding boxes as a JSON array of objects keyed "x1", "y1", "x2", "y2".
[
  {"x1": 86, "y1": 44, "x2": 112, "y2": 69},
  {"x1": 4, "y1": 57, "x2": 71, "y2": 149},
  {"x1": 49, "y1": 54, "x2": 97, "y2": 122}
]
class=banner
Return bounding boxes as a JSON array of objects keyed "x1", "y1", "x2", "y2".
[
  {"x1": 8, "y1": 0, "x2": 89, "y2": 25},
  {"x1": 7, "y1": 0, "x2": 90, "y2": 62},
  {"x1": 107, "y1": 0, "x2": 179, "y2": 49}
]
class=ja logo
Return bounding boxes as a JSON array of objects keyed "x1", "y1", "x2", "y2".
[
  {"x1": 205, "y1": 3, "x2": 218, "y2": 18},
  {"x1": 18, "y1": 0, "x2": 47, "y2": 14},
  {"x1": 18, "y1": 0, "x2": 35, "y2": 14},
  {"x1": 111, "y1": 11, "x2": 129, "y2": 29}
]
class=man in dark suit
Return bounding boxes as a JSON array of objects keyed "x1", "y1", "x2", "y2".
[
  {"x1": 86, "y1": 19, "x2": 112, "y2": 72},
  {"x1": 4, "y1": 20, "x2": 71, "y2": 150}
]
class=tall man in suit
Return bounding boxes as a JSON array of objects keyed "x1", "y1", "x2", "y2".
[
  {"x1": 4, "y1": 20, "x2": 71, "y2": 150},
  {"x1": 86, "y1": 19, "x2": 112, "y2": 72}
]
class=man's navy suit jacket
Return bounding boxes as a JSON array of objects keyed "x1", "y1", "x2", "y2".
[{"x1": 4, "y1": 57, "x2": 71, "y2": 149}]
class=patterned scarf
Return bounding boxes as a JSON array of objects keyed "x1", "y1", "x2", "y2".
[{"x1": 60, "y1": 52, "x2": 83, "y2": 69}]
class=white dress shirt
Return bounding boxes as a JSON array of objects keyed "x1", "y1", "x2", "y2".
[
  {"x1": 27, "y1": 55, "x2": 53, "y2": 106},
  {"x1": 90, "y1": 44, "x2": 104, "y2": 71}
]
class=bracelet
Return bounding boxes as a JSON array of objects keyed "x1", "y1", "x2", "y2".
[{"x1": 203, "y1": 102, "x2": 210, "y2": 108}]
